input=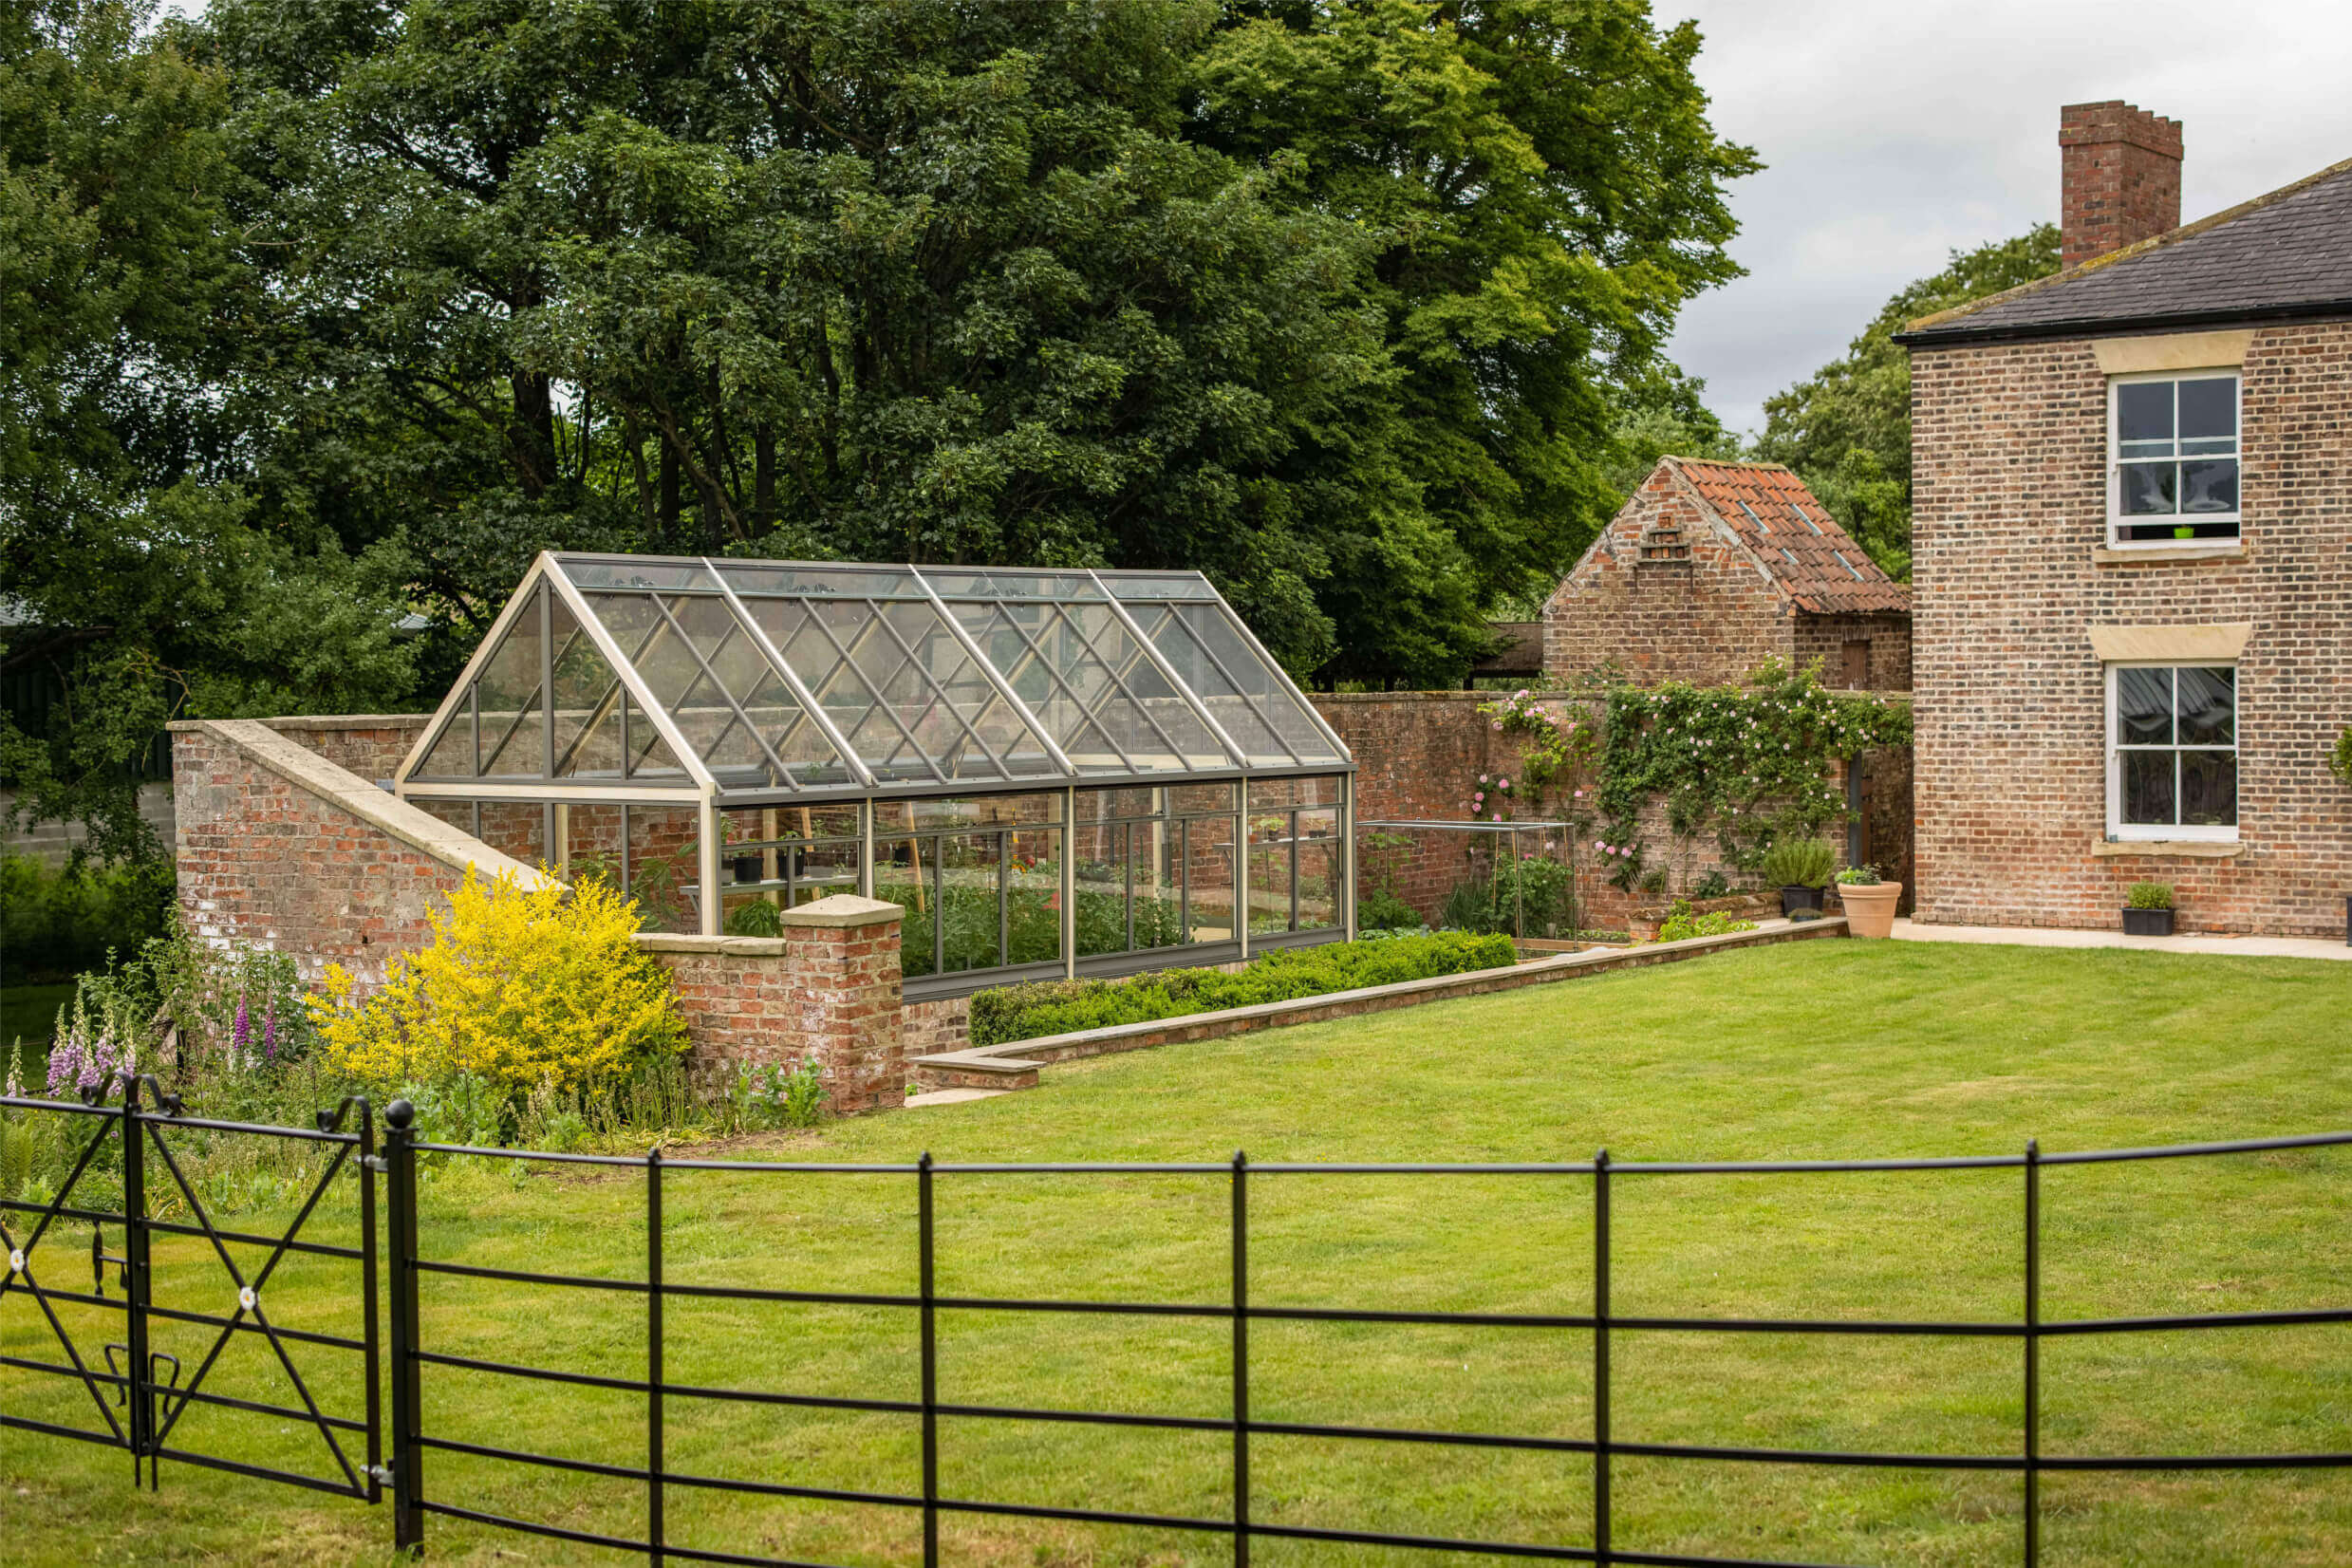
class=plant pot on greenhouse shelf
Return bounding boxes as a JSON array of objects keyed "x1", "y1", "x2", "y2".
[{"x1": 1833, "y1": 866, "x2": 1902, "y2": 939}]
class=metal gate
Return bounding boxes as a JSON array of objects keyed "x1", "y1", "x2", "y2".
[{"x1": 0, "y1": 1075, "x2": 380, "y2": 1501}]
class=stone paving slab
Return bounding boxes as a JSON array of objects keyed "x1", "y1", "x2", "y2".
[{"x1": 1894, "y1": 917, "x2": 2352, "y2": 962}]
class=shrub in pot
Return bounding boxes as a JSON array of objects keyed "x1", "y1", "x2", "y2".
[
  {"x1": 2122, "y1": 881, "x2": 2175, "y2": 937},
  {"x1": 1833, "y1": 864, "x2": 1903, "y2": 939},
  {"x1": 1760, "y1": 838, "x2": 1835, "y2": 916}
]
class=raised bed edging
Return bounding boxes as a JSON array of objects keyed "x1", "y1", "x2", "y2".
[{"x1": 910, "y1": 917, "x2": 1849, "y2": 1090}]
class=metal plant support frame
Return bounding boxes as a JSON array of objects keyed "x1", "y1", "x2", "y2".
[
  {"x1": 12, "y1": 1088, "x2": 2352, "y2": 1564},
  {"x1": 1355, "y1": 818, "x2": 1584, "y2": 939}
]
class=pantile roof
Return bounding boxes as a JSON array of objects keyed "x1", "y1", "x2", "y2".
[
  {"x1": 1900, "y1": 155, "x2": 2352, "y2": 345},
  {"x1": 1670, "y1": 459, "x2": 1911, "y2": 615}
]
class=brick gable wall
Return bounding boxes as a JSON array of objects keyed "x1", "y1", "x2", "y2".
[
  {"x1": 1542, "y1": 469, "x2": 1799, "y2": 687},
  {"x1": 1910, "y1": 325, "x2": 2352, "y2": 936},
  {"x1": 1794, "y1": 611, "x2": 1914, "y2": 693}
]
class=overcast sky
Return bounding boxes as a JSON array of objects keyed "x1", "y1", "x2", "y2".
[{"x1": 1668, "y1": 0, "x2": 2352, "y2": 437}]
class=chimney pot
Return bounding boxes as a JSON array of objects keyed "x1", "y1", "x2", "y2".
[{"x1": 2060, "y1": 101, "x2": 2182, "y2": 269}]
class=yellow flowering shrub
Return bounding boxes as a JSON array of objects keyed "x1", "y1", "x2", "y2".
[{"x1": 309, "y1": 869, "x2": 687, "y2": 1093}]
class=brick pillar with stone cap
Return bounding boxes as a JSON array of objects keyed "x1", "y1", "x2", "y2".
[{"x1": 782, "y1": 894, "x2": 907, "y2": 1112}]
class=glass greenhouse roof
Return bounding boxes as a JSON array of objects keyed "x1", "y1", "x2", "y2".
[{"x1": 397, "y1": 553, "x2": 1351, "y2": 801}]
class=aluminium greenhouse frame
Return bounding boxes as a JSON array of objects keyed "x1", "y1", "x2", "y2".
[{"x1": 392, "y1": 553, "x2": 1356, "y2": 996}]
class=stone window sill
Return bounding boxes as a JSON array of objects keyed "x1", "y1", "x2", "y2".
[
  {"x1": 2092, "y1": 543, "x2": 2246, "y2": 565},
  {"x1": 2092, "y1": 838, "x2": 2246, "y2": 859}
]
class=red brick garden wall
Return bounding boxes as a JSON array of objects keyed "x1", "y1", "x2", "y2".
[{"x1": 255, "y1": 715, "x2": 432, "y2": 782}]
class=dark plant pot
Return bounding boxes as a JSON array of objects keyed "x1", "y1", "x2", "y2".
[
  {"x1": 732, "y1": 854, "x2": 764, "y2": 886},
  {"x1": 1780, "y1": 885, "x2": 1823, "y2": 917},
  {"x1": 2121, "y1": 906, "x2": 2175, "y2": 937}
]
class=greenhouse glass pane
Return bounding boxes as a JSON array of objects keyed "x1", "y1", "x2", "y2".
[
  {"x1": 749, "y1": 597, "x2": 927, "y2": 785},
  {"x1": 415, "y1": 696, "x2": 476, "y2": 777},
  {"x1": 924, "y1": 569, "x2": 1104, "y2": 601},
  {"x1": 550, "y1": 596, "x2": 625, "y2": 779},
  {"x1": 1106, "y1": 573, "x2": 1219, "y2": 601},
  {"x1": 1006, "y1": 824, "x2": 1062, "y2": 965},
  {"x1": 1060, "y1": 602, "x2": 1225, "y2": 769},
  {"x1": 719, "y1": 563, "x2": 924, "y2": 599},
  {"x1": 872, "y1": 599, "x2": 1056, "y2": 781},
  {"x1": 1120, "y1": 601, "x2": 1288, "y2": 762},
  {"x1": 1073, "y1": 822, "x2": 1129, "y2": 958},
  {"x1": 476, "y1": 599, "x2": 546, "y2": 776},
  {"x1": 560, "y1": 558, "x2": 718, "y2": 591},
  {"x1": 938, "y1": 831, "x2": 1005, "y2": 974},
  {"x1": 960, "y1": 602, "x2": 1218, "y2": 774},
  {"x1": 623, "y1": 692, "x2": 689, "y2": 780},
  {"x1": 1169, "y1": 603, "x2": 1341, "y2": 764}
]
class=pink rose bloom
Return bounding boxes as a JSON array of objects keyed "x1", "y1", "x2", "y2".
[
  {"x1": 1492, "y1": 721, "x2": 1503, "y2": 730},
  {"x1": 1499, "y1": 778, "x2": 1511, "y2": 789}
]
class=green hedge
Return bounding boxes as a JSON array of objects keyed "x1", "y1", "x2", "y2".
[{"x1": 967, "y1": 931, "x2": 1520, "y2": 1048}]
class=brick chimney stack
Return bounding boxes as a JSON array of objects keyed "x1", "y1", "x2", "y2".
[{"x1": 2060, "y1": 101, "x2": 2183, "y2": 269}]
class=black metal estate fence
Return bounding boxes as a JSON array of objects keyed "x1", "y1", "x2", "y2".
[{"x1": 9, "y1": 1083, "x2": 2352, "y2": 1567}]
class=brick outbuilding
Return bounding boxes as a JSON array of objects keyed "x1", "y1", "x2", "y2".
[
  {"x1": 1897, "y1": 105, "x2": 2352, "y2": 937},
  {"x1": 1541, "y1": 457, "x2": 1912, "y2": 692}
]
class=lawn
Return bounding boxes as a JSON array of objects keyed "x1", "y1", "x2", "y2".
[{"x1": 7, "y1": 940, "x2": 2352, "y2": 1566}]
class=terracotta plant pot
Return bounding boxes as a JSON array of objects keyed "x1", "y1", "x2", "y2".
[{"x1": 1836, "y1": 881, "x2": 1902, "y2": 939}]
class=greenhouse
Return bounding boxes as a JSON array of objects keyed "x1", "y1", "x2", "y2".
[{"x1": 394, "y1": 553, "x2": 1356, "y2": 998}]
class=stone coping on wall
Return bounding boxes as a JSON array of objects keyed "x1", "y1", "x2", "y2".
[
  {"x1": 633, "y1": 933, "x2": 789, "y2": 957},
  {"x1": 781, "y1": 894, "x2": 905, "y2": 928},
  {"x1": 177, "y1": 719, "x2": 557, "y2": 892},
  {"x1": 910, "y1": 916, "x2": 1848, "y2": 1091}
]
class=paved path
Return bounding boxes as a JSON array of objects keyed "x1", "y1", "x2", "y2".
[{"x1": 1893, "y1": 917, "x2": 2352, "y2": 962}]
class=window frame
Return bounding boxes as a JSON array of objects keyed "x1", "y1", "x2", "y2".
[
  {"x1": 2105, "y1": 368, "x2": 2243, "y2": 549},
  {"x1": 2103, "y1": 661, "x2": 2240, "y2": 842}
]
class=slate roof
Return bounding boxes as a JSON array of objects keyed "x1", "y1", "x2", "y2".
[
  {"x1": 1670, "y1": 459, "x2": 1911, "y2": 615},
  {"x1": 1900, "y1": 156, "x2": 2352, "y2": 345}
]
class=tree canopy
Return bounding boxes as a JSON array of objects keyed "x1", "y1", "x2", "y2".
[
  {"x1": 4, "y1": 0, "x2": 1757, "y2": 860},
  {"x1": 0, "y1": 0, "x2": 415, "y2": 864},
  {"x1": 1751, "y1": 224, "x2": 2059, "y2": 578}
]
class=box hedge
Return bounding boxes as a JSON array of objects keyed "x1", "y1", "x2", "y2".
[{"x1": 966, "y1": 931, "x2": 1520, "y2": 1048}]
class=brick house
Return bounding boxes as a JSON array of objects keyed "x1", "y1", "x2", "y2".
[
  {"x1": 1541, "y1": 456, "x2": 1912, "y2": 691},
  {"x1": 1899, "y1": 102, "x2": 2352, "y2": 936}
]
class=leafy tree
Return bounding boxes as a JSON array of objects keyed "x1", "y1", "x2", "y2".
[
  {"x1": 1199, "y1": 0, "x2": 1757, "y2": 681},
  {"x1": 0, "y1": 0, "x2": 415, "y2": 866},
  {"x1": 1753, "y1": 224, "x2": 2060, "y2": 578},
  {"x1": 206, "y1": 0, "x2": 1754, "y2": 687},
  {"x1": 1600, "y1": 366, "x2": 1740, "y2": 500}
]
